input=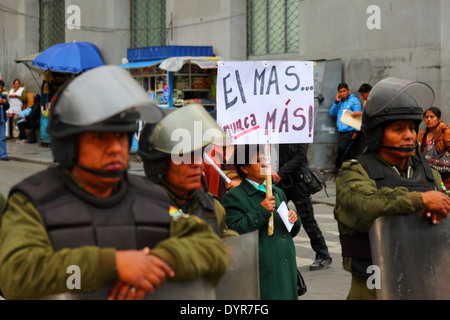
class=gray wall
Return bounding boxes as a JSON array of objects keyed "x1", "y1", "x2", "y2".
[
  {"x1": 65, "y1": 0, "x2": 131, "y2": 67},
  {"x1": 299, "y1": 0, "x2": 447, "y2": 127},
  {"x1": 0, "y1": 0, "x2": 40, "y2": 93},
  {"x1": 166, "y1": 0, "x2": 247, "y2": 60}
]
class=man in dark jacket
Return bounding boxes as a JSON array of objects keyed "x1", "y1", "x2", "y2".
[{"x1": 273, "y1": 143, "x2": 332, "y2": 270}]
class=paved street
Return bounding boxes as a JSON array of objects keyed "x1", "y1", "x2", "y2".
[
  {"x1": 293, "y1": 201, "x2": 351, "y2": 300},
  {"x1": 1, "y1": 140, "x2": 351, "y2": 300}
]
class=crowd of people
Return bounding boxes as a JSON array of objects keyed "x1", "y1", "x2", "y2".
[{"x1": 0, "y1": 66, "x2": 448, "y2": 301}]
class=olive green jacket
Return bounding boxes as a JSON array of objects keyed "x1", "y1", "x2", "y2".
[
  {"x1": 334, "y1": 154, "x2": 443, "y2": 273},
  {"x1": 0, "y1": 175, "x2": 228, "y2": 300}
]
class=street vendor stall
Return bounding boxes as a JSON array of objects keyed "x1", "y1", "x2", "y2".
[{"x1": 120, "y1": 45, "x2": 220, "y2": 111}]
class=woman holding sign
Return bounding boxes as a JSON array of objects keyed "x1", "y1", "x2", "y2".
[{"x1": 223, "y1": 144, "x2": 301, "y2": 300}]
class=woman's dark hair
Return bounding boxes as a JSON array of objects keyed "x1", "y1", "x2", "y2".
[
  {"x1": 233, "y1": 144, "x2": 262, "y2": 179},
  {"x1": 423, "y1": 106, "x2": 441, "y2": 119}
]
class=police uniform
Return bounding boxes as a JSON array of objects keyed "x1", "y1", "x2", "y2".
[
  {"x1": 335, "y1": 155, "x2": 443, "y2": 299},
  {"x1": 334, "y1": 77, "x2": 445, "y2": 300},
  {"x1": 0, "y1": 66, "x2": 228, "y2": 300}
]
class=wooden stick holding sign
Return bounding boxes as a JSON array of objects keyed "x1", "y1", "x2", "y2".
[{"x1": 265, "y1": 143, "x2": 274, "y2": 236}]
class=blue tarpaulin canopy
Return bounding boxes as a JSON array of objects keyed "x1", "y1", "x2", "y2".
[{"x1": 32, "y1": 41, "x2": 104, "y2": 74}]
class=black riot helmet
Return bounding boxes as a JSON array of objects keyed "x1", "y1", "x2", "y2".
[
  {"x1": 361, "y1": 77, "x2": 434, "y2": 152},
  {"x1": 47, "y1": 65, "x2": 163, "y2": 177},
  {"x1": 138, "y1": 103, "x2": 228, "y2": 183}
]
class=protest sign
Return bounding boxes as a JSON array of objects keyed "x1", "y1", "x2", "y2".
[{"x1": 216, "y1": 61, "x2": 314, "y2": 145}]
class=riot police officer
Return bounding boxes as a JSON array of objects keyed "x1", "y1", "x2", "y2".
[
  {"x1": 138, "y1": 103, "x2": 238, "y2": 238},
  {"x1": 334, "y1": 77, "x2": 450, "y2": 300},
  {"x1": 0, "y1": 66, "x2": 228, "y2": 300}
]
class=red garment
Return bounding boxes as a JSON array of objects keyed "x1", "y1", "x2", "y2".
[{"x1": 202, "y1": 146, "x2": 224, "y2": 197}]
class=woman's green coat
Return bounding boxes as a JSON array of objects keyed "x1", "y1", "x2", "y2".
[{"x1": 222, "y1": 179, "x2": 301, "y2": 300}]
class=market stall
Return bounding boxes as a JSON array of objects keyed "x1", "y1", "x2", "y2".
[{"x1": 120, "y1": 45, "x2": 220, "y2": 112}]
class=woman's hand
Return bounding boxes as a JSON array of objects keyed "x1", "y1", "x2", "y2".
[
  {"x1": 261, "y1": 196, "x2": 276, "y2": 212},
  {"x1": 288, "y1": 209, "x2": 298, "y2": 224}
]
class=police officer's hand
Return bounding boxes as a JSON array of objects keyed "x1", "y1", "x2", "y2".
[
  {"x1": 115, "y1": 247, "x2": 175, "y2": 295},
  {"x1": 261, "y1": 196, "x2": 276, "y2": 213},
  {"x1": 420, "y1": 190, "x2": 450, "y2": 224},
  {"x1": 108, "y1": 280, "x2": 146, "y2": 300}
]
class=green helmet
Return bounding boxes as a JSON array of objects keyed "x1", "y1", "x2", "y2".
[
  {"x1": 361, "y1": 77, "x2": 434, "y2": 152},
  {"x1": 138, "y1": 103, "x2": 228, "y2": 182}
]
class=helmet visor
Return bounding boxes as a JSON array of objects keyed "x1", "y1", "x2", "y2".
[
  {"x1": 149, "y1": 104, "x2": 229, "y2": 154},
  {"x1": 51, "y1": 65, "x2": 163, "y2": 126}
]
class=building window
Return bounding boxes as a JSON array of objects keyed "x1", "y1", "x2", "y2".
[
  {"x1": 39, "y1": 0, "x2": 65, "y2": 51},
  {"x1": 131, "y1": 0, "x2": 167, "y2": 48},
  {"x1": 247, "y1": 0, "x2": 300, "y2": 56}
]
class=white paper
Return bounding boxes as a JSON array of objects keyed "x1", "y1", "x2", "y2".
[
  {"x1": 277, "y1": 201, "x2": 294, "y2": 232},
  {"x1": 340, "y1": 109, "x2": 361, "y2": 131}
]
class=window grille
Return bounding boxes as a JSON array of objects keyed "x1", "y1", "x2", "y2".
[
  {"x1": 131, "y1": 0, "x2": 167, "y2": 48},
  {"x1": 247, "y1": 0, "x2": 300, "y2": 56},
  {"x1": 39, "y1": 0, "x2": 65, "y2": 51}
]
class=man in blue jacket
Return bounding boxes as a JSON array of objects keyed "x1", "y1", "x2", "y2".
[{"x1": 330, "y1": 83, "x2": 362, "y2": 171}]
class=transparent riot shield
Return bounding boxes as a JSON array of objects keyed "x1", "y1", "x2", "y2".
[
  {"x1": 369, "y1": 212, "x2": 450, "y2": 300},
  {"x1": 215, "y1": 230, "x2": 260, "y2": 300}
]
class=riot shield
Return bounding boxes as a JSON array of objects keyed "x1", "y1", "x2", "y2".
[
  {"x1": 369, "y1": 212, "x2": 450, "y2": 300},
  {"x1": 215, "y1": 230, "x2": 260, "y2": 300},
  {"x1": 41, "y1": 231, "x2": 259, "y2": 300},
  {"x1": 41, "y1": 278, "x2": 216, "y2": 300},
  {"x1": 146, "y1": 278, "x2": 216, "y2": 300}
]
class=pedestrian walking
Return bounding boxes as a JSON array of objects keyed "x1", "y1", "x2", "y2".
[{"x1": 273, "y1": 143, "x2": 332, "y2": 270}]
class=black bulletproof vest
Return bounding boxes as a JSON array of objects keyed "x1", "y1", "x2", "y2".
[
  {"x1": 10, "y1": 167, "x2": 171, "y2": 251},
  {"x1": 357, "y1": 153, "x2": 437, "y2": 192},
  {"x1": 191, "y1": 189, "x2": 221, "y2": 236},
  {"x1": 339, "y1": 154, "x2": 436, "y2": 277},
  {"x1": 10, "y1": 167, "x2": 172, "y2": 300}
]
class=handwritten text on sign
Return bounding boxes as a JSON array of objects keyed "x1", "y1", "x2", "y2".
[{"x1": 216, "y1": 61, "x2": 314, "y2": 144}]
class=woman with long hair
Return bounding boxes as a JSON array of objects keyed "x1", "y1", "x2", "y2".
[{"x1": 417, "y1": 106, "x2": 450, "y2": 190}]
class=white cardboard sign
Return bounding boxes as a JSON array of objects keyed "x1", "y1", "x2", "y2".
[{"x1": 216, "y1": 61, "x2": 314, "y2": 145}]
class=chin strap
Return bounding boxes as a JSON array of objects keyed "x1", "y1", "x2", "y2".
[
  {"x1": 72, "y1": 162, "x2": 128, "y2": 178},
  {"x1": 376, "y1": 142, "x2": 418, "y2": 153}
]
